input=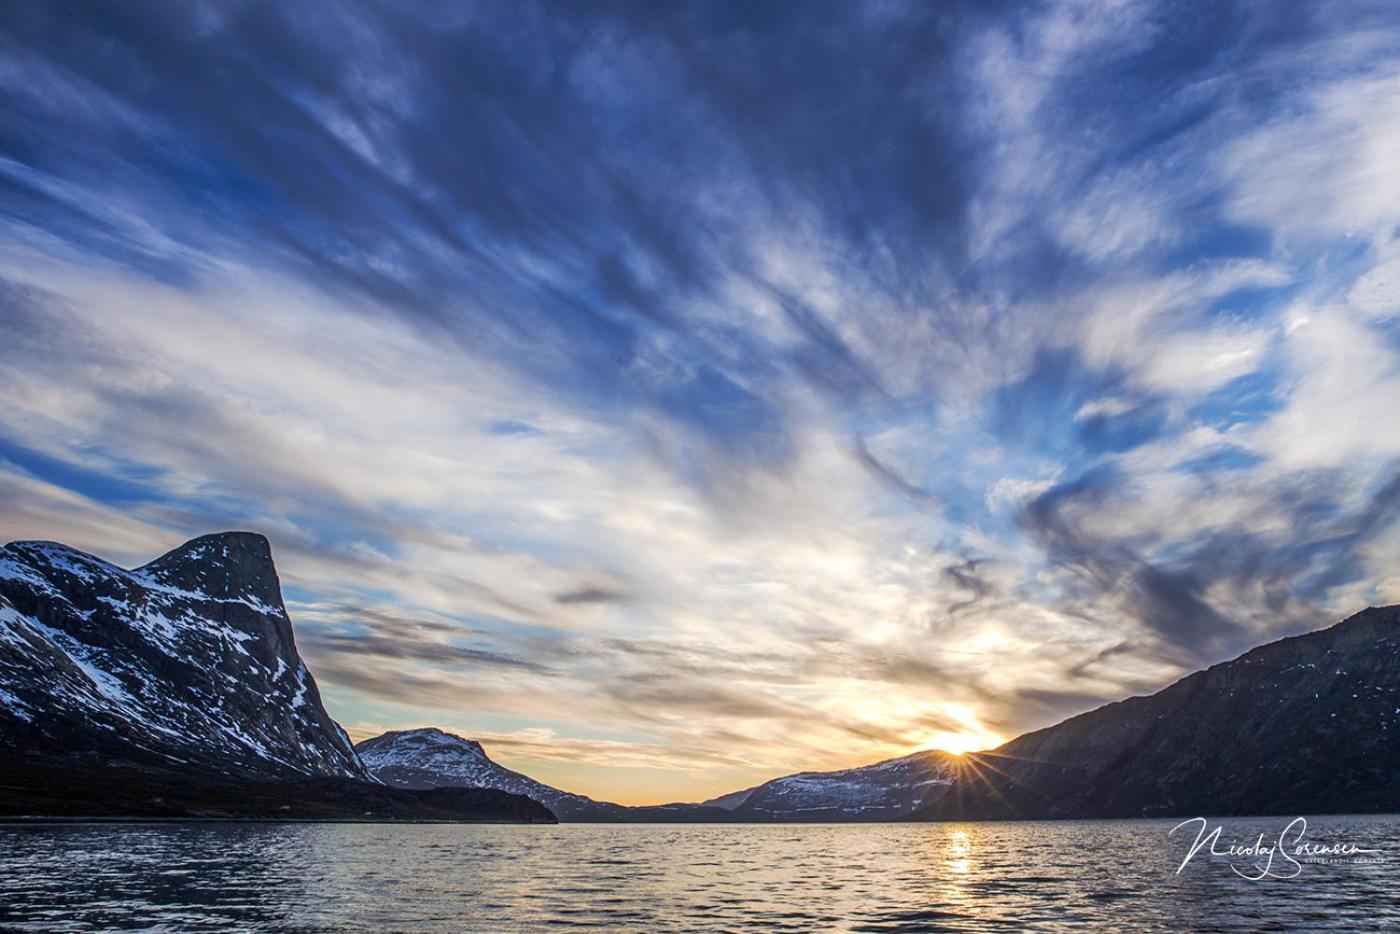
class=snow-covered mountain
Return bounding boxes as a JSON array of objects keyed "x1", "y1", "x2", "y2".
[
  {"x1": 356, "y1": 727, "x2": 721, "y2": 821},
  {"x1": 0, "y1": 532, "x2": 366, "y2": 780},
  {"x1": 702, "y1": 749, "x2": 959, "y2": 820},
  {"x1": 356, "y1": 728, "x2": 611, "y2": 817}
]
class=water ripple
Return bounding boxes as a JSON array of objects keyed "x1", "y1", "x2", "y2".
[{"x1": 0, "y1": 816, "x2": 1395, "y2": 931}]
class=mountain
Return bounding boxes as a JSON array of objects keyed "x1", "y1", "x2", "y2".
[
  {"x1": 0, "y1": 533, "x2": 553, "y2": 822},
  {"x1": 360, "y1": 727, "x2": 958, "y2": 822},
  {"x1": 356, "y1": 728, "x2": 726, "y2": 821},
  {"x1": 910, "y1": 605, "x2": 1400, "y2": 821},
  {"x1": 0, "y1": 532, "x2": 366, "y2": 778},
  {"x1": 357, "y1": 728, "x2": 610, "y2": 819},
  {"x1": 702, "y1": 749, "x2": 958, "y2": 821}
]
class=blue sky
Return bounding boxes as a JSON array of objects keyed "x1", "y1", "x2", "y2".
[{"x1": 2, "y1": 0, "x2": 1400, "y2": 803}]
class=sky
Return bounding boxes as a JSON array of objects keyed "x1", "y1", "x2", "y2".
[{"x1": 2, "y1": 0, "x2": 1400, "y2": 805}]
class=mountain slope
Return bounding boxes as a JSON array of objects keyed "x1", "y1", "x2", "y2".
[
  {"x1": 705, "y1": 749, "x2": 958, "y2": 821},
  {"x1": 356, "y1": 728, "x2": 726, "y2": 821},
  {"x1": 0, "y1": 532, "x2": 366, "y2": 779},
  {"x1": 911, "y1": 605, "x2": 1400, "y2": 821}
]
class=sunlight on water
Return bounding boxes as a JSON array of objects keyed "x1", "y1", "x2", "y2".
[
  {"x1": 0, "y1": 817, "x2": 1395, "y2": 931},
  {"x1": 945, "y1": 828, "x2": 974, "y2": 876}
]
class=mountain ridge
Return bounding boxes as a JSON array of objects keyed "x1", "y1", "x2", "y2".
[
  {"x1": 910, "y1": 603, "x2": 1400, "y2": 820},
  {"x1": 700, "y1": 749, "x2": 958, "y2": 820}
]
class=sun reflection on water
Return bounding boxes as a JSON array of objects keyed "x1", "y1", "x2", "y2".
[{"x1": 946, "y1": 827, "x2": 974, "y2": 876}]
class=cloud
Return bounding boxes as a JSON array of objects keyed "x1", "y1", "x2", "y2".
[
  {"x1": 1222, "y1": 70, "x2": 1400, "y2": 241},
  {"x1": 554, "y1": 587, "x2": 629, "y2": 606},
  {"x1": 304, "y1": 631, "x2": 552, "y2": 673},
  {"x1": 1019, "y1": 467, "x2": 1243, "y2": 661},
  {"x1": 1255, "y1": 302, "x2": 1400, "y2": 470},
  {"x1": 852, "y1": 437, "x2": 933, "y2": 501}
]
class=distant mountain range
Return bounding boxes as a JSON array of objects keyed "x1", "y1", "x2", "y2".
[
  {"x1": 356, "y1": 727, "x2": 958, "y2": 821},
  {"x1": 0, "y1": 533, "x2": 551, "y2": 822},
  {"x1": 3, "y1": 531, "x2": 1397, "y2": 822}
]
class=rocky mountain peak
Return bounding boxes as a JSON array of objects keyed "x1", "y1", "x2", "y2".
[
  {"x1": 358, "y1": 727, "x2": 489, "y2": 762},
  {"x1": 137, "y1": 531, "x2": 283, "y2": 609}
]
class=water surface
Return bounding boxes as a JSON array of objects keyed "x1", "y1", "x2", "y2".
[{"x1": 1, "y1": 816, "x2": 1395, "y2": 931}]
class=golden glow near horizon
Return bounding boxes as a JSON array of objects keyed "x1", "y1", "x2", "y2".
[
  {"x1": 919, "y1": 731, "x2": 997, "y2": 756},
  {"x1": 917, "y1": 703, "x2": 1007, "y2": 755}
]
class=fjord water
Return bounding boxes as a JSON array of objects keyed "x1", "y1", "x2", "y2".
[{"x1": 1, "y1": 817, "x2": 1395, "y2": 931}]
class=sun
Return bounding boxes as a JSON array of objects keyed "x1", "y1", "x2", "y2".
[
  {"x1": 919, "y1": 730, "x2": 998, "y2": 755},
  {"x1": 918, "y1": 705, "x2": 1006, "y2": 755}
]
